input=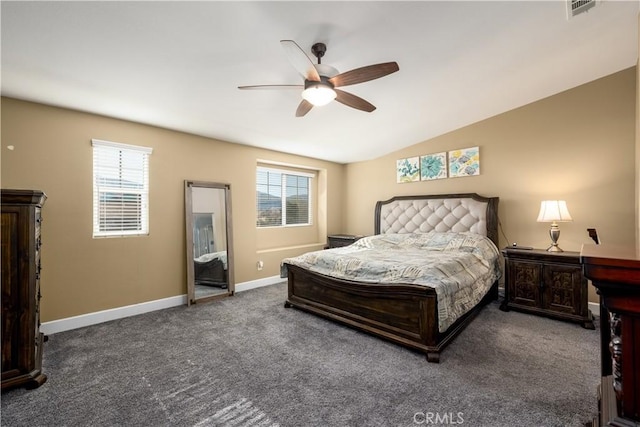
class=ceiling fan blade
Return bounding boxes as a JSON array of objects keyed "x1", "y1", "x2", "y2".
[
  {"x1": 329, "y1": 62, "x2": 399, "y2": 88},
  {"x1": 295, "y1": 99, "x2": 314, "y2": 117},
  {"x1": 334, "y1": 89, "x2": 376, "y2": 112},
  {"x1": 280, "y1": 40, "x2": 321, "y2": 82},
  {"x1": 238, "y1": 84, "x2": 303, "y2": 90}
]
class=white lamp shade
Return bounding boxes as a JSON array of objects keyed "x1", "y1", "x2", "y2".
[
  {"x1": 301, "y1": 85, "x2": 336, "y2": 106},
  {"x1": 537, "y1": 200, "x2": 573, "y2": 223}
]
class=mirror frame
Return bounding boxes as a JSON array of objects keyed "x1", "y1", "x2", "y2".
[{"x1": 185, "y1": 180, "x2": 234, "y2": 305}]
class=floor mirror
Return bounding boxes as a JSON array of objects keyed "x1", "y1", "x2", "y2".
[{"x1": 185, "y1": 180, "x2": 234, "y2": 305}]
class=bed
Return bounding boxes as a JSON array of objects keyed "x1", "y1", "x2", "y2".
[
  {"x1": 194, "y1": 251, "x2": 228, "y2": 288},
  {"x1": 282, "y1": 193, "x2": 501, "y2": 362}
]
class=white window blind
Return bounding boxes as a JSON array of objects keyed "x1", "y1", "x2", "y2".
[
  {"x1": 92, "y1": 139, "x2": 152, "y2": 238},
  {"x1": 256, "y1": 166, "x2": 313, "y2": 228}
]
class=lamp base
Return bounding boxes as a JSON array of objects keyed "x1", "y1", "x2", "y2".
[{"x1": 547, "y1": 223, "x2": 563, "y2": 252}]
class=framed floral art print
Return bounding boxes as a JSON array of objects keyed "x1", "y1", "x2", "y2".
[
  {"x1": 420, "y1": 152, "x2": 447, "y2": 180},
  {"x1": 448, "y1": 146, "x2": 480, "y2": 178},
  {"x1": 396, "y1": 157, "x2": 420, "y2": 183}
]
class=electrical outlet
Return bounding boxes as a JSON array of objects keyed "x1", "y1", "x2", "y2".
[{"x1": 257, "y1": 260, "x2": 264, "y2": 271}]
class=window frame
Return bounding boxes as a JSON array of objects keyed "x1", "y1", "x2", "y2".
[
  {"x1": 256, "y1": 165, "x2": 314, "y2": 228},
  {"x1": 92, "y1": 139, "x2": 152, "y2": 238}
]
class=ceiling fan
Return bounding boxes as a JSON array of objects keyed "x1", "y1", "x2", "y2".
[{"x1": 238, "y1": 40, "x2": 399, "y2": 117}]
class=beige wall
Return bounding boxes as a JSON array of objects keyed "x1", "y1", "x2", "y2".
[
  {"x1": 345, "y1": 68, "x2": 637, "y2": 302},
  {"x1": 1, "y1": 98, "x2": 345, "y2": 321},
  {"x1": 637, "y1": 12, "x2": 640, "y2": 244}
]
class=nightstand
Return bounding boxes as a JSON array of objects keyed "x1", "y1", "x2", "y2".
[
  {"x1": 326, "y1": 234, "x2": 363, "y2": 249},
  {"x1": 500, "y1": 248, "x2": 595, "y2": 329}
]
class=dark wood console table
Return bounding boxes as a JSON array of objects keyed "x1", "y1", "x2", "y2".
[{"x1": 580, "y1": 244, "x2": 640, "y2": 426}]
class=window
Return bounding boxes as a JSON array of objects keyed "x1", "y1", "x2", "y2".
[
  {"x1": 92, "y1": 139, "x2": 152, "y2": 237},
  {"x1": 256, "y1": 166, "x2": 313, "y2": 227}
]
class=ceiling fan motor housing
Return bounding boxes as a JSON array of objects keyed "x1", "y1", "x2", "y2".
[
  {"x1": 304, "y1": 75, "x2": 335, "y2": 90},
  {"x1": 314, "y1": 64, "x2": 339, "y2": 78}
]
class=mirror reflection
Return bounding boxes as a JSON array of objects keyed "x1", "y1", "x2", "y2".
[{"x1": 185, "y1": 181, "x2": 234, "y2": 304}]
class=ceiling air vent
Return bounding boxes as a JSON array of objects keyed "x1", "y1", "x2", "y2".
[{"x1": 567, "y1": 0, "x2": 596, "y2": 19}]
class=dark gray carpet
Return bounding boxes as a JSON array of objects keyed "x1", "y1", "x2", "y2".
[{"x1": 1, "y1": 282, "x2": 600, "y2": 427}]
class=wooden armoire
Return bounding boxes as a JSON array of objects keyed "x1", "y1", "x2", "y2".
[{"x1": 1, "y1": 189, "x2": 47, "y2": 391}]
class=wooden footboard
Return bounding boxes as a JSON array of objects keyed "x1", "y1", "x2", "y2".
[{"x1": 284, "y1": 264, "x2": 497, "y2": 362}]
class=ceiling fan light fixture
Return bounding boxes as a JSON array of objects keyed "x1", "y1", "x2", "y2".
[{"x1": 302, "y1": 84, "x2": 336, "y2": 106}]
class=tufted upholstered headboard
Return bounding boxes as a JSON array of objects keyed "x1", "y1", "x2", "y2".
[{"x1": 374, "y1": 193, "x2": 499, "y2": 247}]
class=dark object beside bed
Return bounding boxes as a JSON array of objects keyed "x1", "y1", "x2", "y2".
[
  {"x1": 284, "y1": 193, "x2": 499, "y2": 362},
  {"x1": 194, "y1": 257, "x2": 227, "y2": 288}
]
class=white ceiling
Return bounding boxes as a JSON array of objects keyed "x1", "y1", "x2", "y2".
[{"x1": 1, "y1": 1, "x2": 638, "y2": 164}]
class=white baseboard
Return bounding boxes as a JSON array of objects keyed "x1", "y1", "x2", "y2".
[
  {"x1": 588, "y1": 301, "x2": 599, "y2": 318},
  {"x1": 41, "y1": 275, "x2": 284, "y2": 336},
  {"x1": 40, "y1": 294, "x2": 188, "y2": 336},
  {"x1": 235, "y1": 275, "x2": 282, "y2": 293}
]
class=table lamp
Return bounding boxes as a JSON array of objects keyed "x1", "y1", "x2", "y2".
[{"x1": 537, "y1": 200, "x2": 573, "y2": 252}]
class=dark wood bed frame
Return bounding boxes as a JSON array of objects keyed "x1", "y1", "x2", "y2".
[{"x1": 284, "y1": 193, "x2": 499, "y2": 362}]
